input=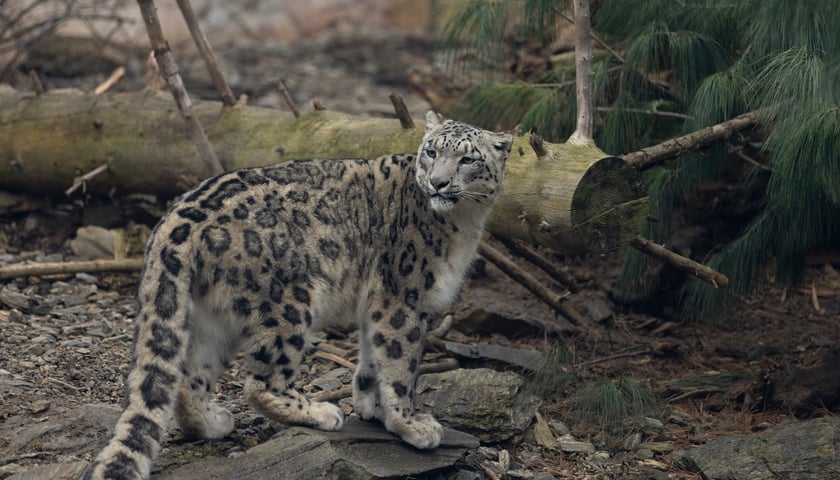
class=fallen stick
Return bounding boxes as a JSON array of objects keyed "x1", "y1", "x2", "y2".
[
  {"x1": 630, "y1": 234, "x2": 729, "y2": 288},
  {"x1": 65, "y1": 163, "x2": 109, "y2": 196},
  {"x1": 93, "y1": 66, "x2": 126, "y2": 96},
  {"x1": 0, "y1": 258, "x2": 143, "y2": 281},
  {"x1": 493, "y1": 234, "x2": 580, "y2": 292},
  {"x1": 313, "y1": 350, "x2": 356, "y2": 370},
  {"x1": 478, "y1": 241, "x2": 586, "y2": 329}
]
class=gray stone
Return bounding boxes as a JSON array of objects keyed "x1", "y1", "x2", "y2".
[
  {"x1": 453, "y1": 470, "x2": 482, "y2": 480},
  {"x1": 154, "y1": 416, "x2": 479, "y2": 480},
  {"x1": 6, "y1": 461, "x2": 88, "y2": 480},
  {"x1": 416, "y1": 368, "x2": 541, "y2": 442},
  {"x1": 556, "y1": 435, "x2": 595, "y2": 454},
  {"x1": 674, "y1": 417, "x2": 840, "y2": 480}
]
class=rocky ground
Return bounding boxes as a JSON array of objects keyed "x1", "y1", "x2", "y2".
[{"x1": 3, "y1": 31, "x2": 840, "y2": 480}]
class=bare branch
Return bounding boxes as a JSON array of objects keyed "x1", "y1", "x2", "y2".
[
  {"x1": 0, "y1": 258, "x2": 142, "y2": 280},
  {"x1": 275, "y1": 78, "x2": 300, "y2": 118},
  {"x1": 388, "y1": 92, "x2": 415, "y2": 129},
  {"x1": 479, "y1": 241, "x2": 586, "y2": 330},
  {"x1": 136, "y1": 0, "x2": 224, "y2": 176},
  {"x1": 621, "y1": 110, "x2": 761, "y2": 170},
  {"x1": 630, "y1": 234, "x2": 729, "y2": 288},
  {"x1": 175, "y1": 0, "x2": 236, "y2": 107}
]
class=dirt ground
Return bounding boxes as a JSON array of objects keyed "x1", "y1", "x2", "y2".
[{"x1": 2, "y1": 32, "x2": 840, "y2": 479}]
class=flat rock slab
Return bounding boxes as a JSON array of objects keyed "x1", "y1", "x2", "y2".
[
  {"x1": 153, "y1": 417, "x2": 479, "y2": 480},
  {"x1": 674, "y1": 416, "x2": 840, "y2": 480},
  {"x1": 416, "y1": 368, "x2": 541, "y2": 442}
]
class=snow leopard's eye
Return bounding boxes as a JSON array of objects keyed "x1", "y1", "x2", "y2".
[
  {"x1": 459, "y1": 156, "x2": 477, "y2": 165},
  {"x1": 424, "y1": 149, "x2": 437, "y2": 159}
]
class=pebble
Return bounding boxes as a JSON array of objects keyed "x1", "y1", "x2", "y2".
[
  {"x1": 548, "y1": 420, "x2": 570, "y2": 435},
  {"x1": 557, "y1": 435, "x2": 596, "y2": 454},
  {"x1": 75, "y1": 273, "x2": 98, "y2": 283},
  {"x1": 667, "y1": 409, "x2": 694, "y2": 426}
]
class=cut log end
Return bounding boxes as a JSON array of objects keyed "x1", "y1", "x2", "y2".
[
  {"x1": 491, "y1": 143, "x2": 648, "y2": 254},
  {"x1": 570, "y1": 156, "x2": 648, "y2": 253}
]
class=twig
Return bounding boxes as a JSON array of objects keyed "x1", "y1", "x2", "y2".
[
  {"x1": 136, "y1": 0, "x2": 224, "y2": 176},
  {"x1": 575, "y1": 347, "x2": 652, "y2": 368},
  {"x1": 94, "y1": 66, "x2": 125, "y2": 95},
  {"x1": 275, "y1": 78, "x2": 300, "y2": 118},
  {"x1": 621, "y1": 110, "x2": 761, "y2": 170},
  {"x1": 811, "y1": 282, "x2": 824, "y2": 314},
  {"x1": 419, "y1": 357, "x2": 459, "y2": 374},
  {"x1": 175, "y1": 0, "x2": 236, "y2": 106},
  {"x1": 388, "y1": 92, "x2": 415, "y2": 129},
  {"x1": 313, "y1": 350, "x2": 356, "y2": 370},
  {"x1": 731, "y1": 146, "x2": 773, "y2": 172},
  {"x1": 555, "y1": 8, "x2": 624, "y2": 63},
  {"x1": 630, "y1": 234, "x2": 729, "y2": 288},
  {"x1": 480, "y1": 464, "x2": 502, "y2": 480},
  {"x1": 0, "y1": 258, "x2": 142, "y2": 280},
  {"x1": 667, "y1": 386, "x2": 725, "y2": 403},
  {"x1": 29, "y1": 70, "x2": 45, "y2": 94},
  {"x1": 478, "y1": 240, "x2": 586, "y2": 329},
  {"x1": 428, "y1": 313, "x2": 453, "y2": 338},
  {"x1": 595, "y1": 106, "x2": 693, "y2": 120},
  {"x1": 529, "y1": 131, "x2": 551, "y2": 160},
  {"x1": 65, "y1": 163, "x2": 109, "y2": 196},
  {"x1": 311, "y1": 385, "x2": 351, "y2": 403},
  {"x1": 493, "y1": 234, "x2": 580, "y2": 292}
]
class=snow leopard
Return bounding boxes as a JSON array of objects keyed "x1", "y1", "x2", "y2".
[{"x1": 84, "y1": 111, "x2": 512, "y2": 479}]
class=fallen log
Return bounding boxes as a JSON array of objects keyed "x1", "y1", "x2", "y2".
[{"x1": 0, "y1": 88, "x2": 647, "y2": 253}]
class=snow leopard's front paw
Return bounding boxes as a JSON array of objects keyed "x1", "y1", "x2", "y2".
[
  {"x1": 309, "y1": 400, "x2": 345, "y2": 431},
  {"x1": 352, "y1": 388, "x2": 383, "y2": 421},
  {"x1": 386, "y1": 413, "x2": 444, "y2": 449}
]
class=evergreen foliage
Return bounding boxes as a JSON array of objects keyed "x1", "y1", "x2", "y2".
[
  {"x1": 441, "y1": 0, "x2": 840, "y2": 320},
  {"x1": 569, "y1": 376, "x2": 657, "y2": 433}
]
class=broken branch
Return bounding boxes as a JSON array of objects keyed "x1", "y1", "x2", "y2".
[
  {"x1": 493, "y1": 234, "x2": 580, "y2": 292},
  {"x1": 175, "y1": 0, "x2": 236, "y2": 106},
  {"x1": 0, "y1": 258, "x2": 143, "y2": 281},
  {"x1": 65, "y1": 163, "x2": 109, "y2": 196},
  {"x1": 630, "y1": 234, "x2": 729, "y2": 288},
  {"x1": 621, "y1": 110, "x2": 761, "y2": 170},
  {"x1": 388, "y1": 92, "x2": 415, "y2": 129},
  {"x1": 478, "y1": 241, "x2": 586, "y2": 329},
  {"x1": 275, "y1": 78, "x2": 300, "y2": 118}
]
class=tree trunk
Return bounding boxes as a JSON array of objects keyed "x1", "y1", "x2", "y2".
[{"x1": 0, "y1": 89, "x2": 647, "y2": 254}]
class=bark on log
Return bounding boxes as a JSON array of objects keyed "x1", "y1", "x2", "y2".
[{"x1": 0, "y1": 89, "x2": 648, "y2": 254}]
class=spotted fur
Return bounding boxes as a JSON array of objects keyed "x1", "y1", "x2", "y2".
[{"x1": 84, "y1": 112, "x2": 512, "y2": 479}]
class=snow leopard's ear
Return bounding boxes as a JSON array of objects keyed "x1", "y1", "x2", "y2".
[
  {"x1": 493, "y1": 133, "x2": 514, "y2": 157},
  {"x1": 425, "y1": 110, "x2": 444, "y2": 133}
]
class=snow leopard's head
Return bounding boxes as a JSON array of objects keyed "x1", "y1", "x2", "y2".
[{"x1": 415, "y1": 111, "x2": 512, "y2": 213}]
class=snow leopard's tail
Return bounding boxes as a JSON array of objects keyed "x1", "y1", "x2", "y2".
[{"x1": 83, "y1": 236, "x2": 193, "y2": 480}]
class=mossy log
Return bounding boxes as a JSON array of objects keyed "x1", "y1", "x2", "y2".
[{"x1": 0, "y1": 88, "x2": 647, "y2": 253}]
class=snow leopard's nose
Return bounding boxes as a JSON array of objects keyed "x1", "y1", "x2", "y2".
[{"x1": 429, "y1": 175, "x2": 450, "y2": 192}]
